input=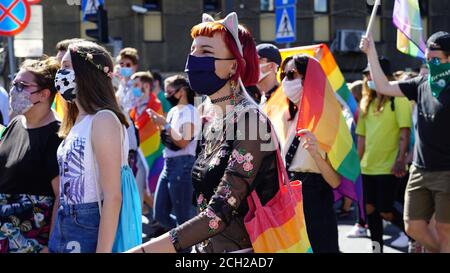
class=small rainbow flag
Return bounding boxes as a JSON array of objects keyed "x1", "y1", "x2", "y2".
[
  {"x1": 393, "y1": 0, "x2": 426, "y2": 59},
  {"x1": 130, "y1": 94, "x2": 165, "y2": 193},
  {"x1": 265, "y1": 44, "x2": 363, "y2": 218}
]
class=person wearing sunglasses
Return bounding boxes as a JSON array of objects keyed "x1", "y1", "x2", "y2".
[
  {"x1": 360, "y1": 31, "x2": 450, "y2": 253},
  {"x1": 0, "y1": 57, "x2": 62, "y2": 253},
  {"x1": 277, "y1": 54, "x2": 341, "y2": 253}
]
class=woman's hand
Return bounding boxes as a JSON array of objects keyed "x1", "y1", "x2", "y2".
[
  {"x1": 297, "y1": 129, "x2": 320, "y2": 158},
  {"x1": 146, "y1": 108, "x2": 167, "y2": 128}
]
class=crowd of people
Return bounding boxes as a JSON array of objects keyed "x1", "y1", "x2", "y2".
[{"x1": 0, "y1": 12, "x2": 448, "y2": 253}]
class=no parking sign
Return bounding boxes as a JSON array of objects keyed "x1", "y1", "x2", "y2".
[{"x1": 0, "y1": 0, "x2": 31, "y2": 36}]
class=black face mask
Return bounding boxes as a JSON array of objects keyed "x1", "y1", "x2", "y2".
[
  {"x1": 167, "y1": 94, "x2": 180, "y2": 106},
  {"x1": 166, "y1": 88, "x2": 181, "y2": 106}
]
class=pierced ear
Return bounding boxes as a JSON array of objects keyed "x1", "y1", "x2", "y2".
[{"x1": 229, "y1": 61, "x2": 238, "y2": 75}]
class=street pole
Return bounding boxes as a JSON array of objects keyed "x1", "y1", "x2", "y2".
[{"x1": 7, "y1": 36, "x2": 15, "y2": 81}]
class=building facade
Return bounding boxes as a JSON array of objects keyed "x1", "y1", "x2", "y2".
[{"x1": 36, "y1": 0, "x2": 450, "y2": 80}]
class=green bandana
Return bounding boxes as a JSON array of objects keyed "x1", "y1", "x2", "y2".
[{"x1": 427, "y1": 58, "x2": 450, "y2": 98}]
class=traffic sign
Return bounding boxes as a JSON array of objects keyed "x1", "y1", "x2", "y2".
[
  {"x1": 275, "y1": 0, "x2": 296, "y2": 44},
  {"x1": 0, "y1": 0, "x2": 31, "y2": 36}
]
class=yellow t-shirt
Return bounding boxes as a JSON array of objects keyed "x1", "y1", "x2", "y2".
[{"x1": 356, "y1": 97, "x2": 412, "y2": 175}]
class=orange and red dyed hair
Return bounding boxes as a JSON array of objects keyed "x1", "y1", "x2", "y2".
[{"x1": 190, "y1": 22, "x2": 259, "y2": 87}]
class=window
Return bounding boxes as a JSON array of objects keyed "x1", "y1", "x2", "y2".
[
  {"x1": 143, "y1": 0, "x2": 160, "y2": 11},
  {"x1": 365, "y1": 16, "x2": 381, "y2": 42},
  {"x1": 144, "y1": 12, "x2": 162, "y2": 42},
  {"x1": 204, "y1": 0, "x2": 220, "y2": 12},
  {"x1": 259, "y1": 13, "x2": 276, "y2": 41},
  {"x1": 260, "y1": 0, "x2": 274, "y2": 12},
  {"x1": 313, "y1": 16, "x2": 330, "y2": 42},
  {"x1": 314, "y1": 0, "x2": 328, "y2": 13},
  {"x1": 313, "y1": 0, "x2": 330, "y2": 41}
]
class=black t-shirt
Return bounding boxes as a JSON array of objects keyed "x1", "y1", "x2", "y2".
[
  {"x1": 0, "y1": 117, "x2": 62, "y2": 196},
  {"x1": 399, "y1": 75, "x2": 450, "y2": 171}
]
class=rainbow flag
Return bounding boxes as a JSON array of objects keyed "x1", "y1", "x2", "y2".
[
  {"x1": 130, "y1": 94, "x2": 164, "y2": 193},
  {"x1": 265, "y1": 44, "x2": 363, "y2": 218},
  {"x1": 279, "y1": 44, "x2": 359, "y2": 122},
  {"x1": 393, "y1": 0, "x2": 426, "y2": 59},
  {"x1": 52, "y1": 93, "x2": 66, "y2": 120}
]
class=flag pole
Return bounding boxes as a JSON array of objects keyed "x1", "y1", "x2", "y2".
[{"x1": 366, "y1": 0, "x2": 381, "y2": 36}]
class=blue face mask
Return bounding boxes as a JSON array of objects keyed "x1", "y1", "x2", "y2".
[
  {"x1": 367, "y1": 80, "x2": 377, "y2": 91},
  {"x1": 184, "y1": 55, "x2": 231, "y2": 96},
  {"x1": 120, "y1": 67, "x2": 133, "y2": 78},
  {"x1": 132, "y1": 87, "x2": 143, "y2": 98}
]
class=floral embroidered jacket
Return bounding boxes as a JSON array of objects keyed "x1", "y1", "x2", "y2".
[{"x1": 169, "y1": 98, "x2": 279, "y2": 253}]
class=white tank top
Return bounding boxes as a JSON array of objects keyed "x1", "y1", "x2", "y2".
[{"x1": 57, "y1": 110, "x2": 129, "y2": 204}]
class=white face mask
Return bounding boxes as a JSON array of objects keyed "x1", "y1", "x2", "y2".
[
  {"x1": 258, "y1": 63, "x2": 272, "y2": 82},
  {"x1": 282, "y1": 78, "x2": 303, "y2": 104}
]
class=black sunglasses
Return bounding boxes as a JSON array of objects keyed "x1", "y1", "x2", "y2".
[
  {"x1": 11, "y1": 81, "x2": 42, "y2": 93},
  {"x1": 281, "y1": 70, "x2": 300, "y2": 81}
]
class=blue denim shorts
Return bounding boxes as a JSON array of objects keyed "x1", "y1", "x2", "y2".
[{"x1": 49, "y1": 201, "x2": 100, "y2": 253}]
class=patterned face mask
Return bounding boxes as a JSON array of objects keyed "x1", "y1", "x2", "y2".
[
  {"x1": 55, "y1": 69, "x2": 77, "y2": 102},
  {"x1": 9, "y1": 85, "x2": 42, "y2": 115},
  {"x1": 427, "y1": 57, "x2": 450, "y2": 98}
]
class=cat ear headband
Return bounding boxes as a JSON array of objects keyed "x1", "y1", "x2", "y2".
[{"x1": 202, "y1": 12, "x2": 243, "y2": 57}]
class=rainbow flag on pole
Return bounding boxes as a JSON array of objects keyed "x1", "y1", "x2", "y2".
[
  {"x1": 393, "y1": 0, "x2": 426, "y2": 59},
  {"x1": 265, "y1": 44, "x2": 363, "y2": 218},
  {"x1": 130, "y1": 93, "x2": 165, "y2": 193}
]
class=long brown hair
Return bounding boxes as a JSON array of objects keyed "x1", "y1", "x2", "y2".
[
  {"x1": 360, "y1": 74, "x2": 396, "y2": 116},
  {"x1": 58, "y1": 41, "x2": 128, "y2": 138}
]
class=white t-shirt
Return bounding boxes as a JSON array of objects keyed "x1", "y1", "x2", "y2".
[
  {"x1": 57, "y1": 111, "x2": 129, "y2": 204},
  {"x1": 164, "y1": 104, "x2": 201, "y2": 158}
]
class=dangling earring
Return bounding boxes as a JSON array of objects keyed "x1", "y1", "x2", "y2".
[{"x1": 230, "y1": 79, "x2": 237, "y2": 106}]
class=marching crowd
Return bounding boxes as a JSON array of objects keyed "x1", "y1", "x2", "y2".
[{"x1": 0, "y1": 12, "x2": 449, "y2": 253}]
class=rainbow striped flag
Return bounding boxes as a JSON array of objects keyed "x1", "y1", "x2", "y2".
[
  {"x1": 265, "y1": 44, "x2": 363, "y2": 218},
  {"x1": 52, "y1": 93, "x2": 66, "y2": 120},
  {"x1": 130, "y1": 94, "x2": 165, "y2": 193},
  {"x1": 393, "y1": 0, "x2": 426, "y2": 59}
]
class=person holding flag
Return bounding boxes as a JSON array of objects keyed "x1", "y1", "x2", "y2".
[
  {"x1": 275, "y1": 54, "x2": 341, "y2": 253},
  {"x1": 360, "y1": 31, "x2": 450, "y2": 253}
]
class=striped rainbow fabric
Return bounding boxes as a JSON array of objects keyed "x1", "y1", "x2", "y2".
[
  {"x1": 130, "y1": 93, "x2": 165, "y2": 193},
  {"x1": 280, "y1": 44, "x2": 359, "y2": 119},
  {"x1": 52, "y1": 93, "x2": 66, "y2": 120},
  {"x1": 393, "y1": 0, "x2": 426, "y2": 59},
  {"x1": 265, "y1": 44, "x2": 363, "y2": 218},
  {"x1": 295, "y1": 57, "x2": 360, "y2": 182}
]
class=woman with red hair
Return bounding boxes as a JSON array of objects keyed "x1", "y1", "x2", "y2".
[{"x1": 128, "y1": 12, "x2": 279, "y2": 253}]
